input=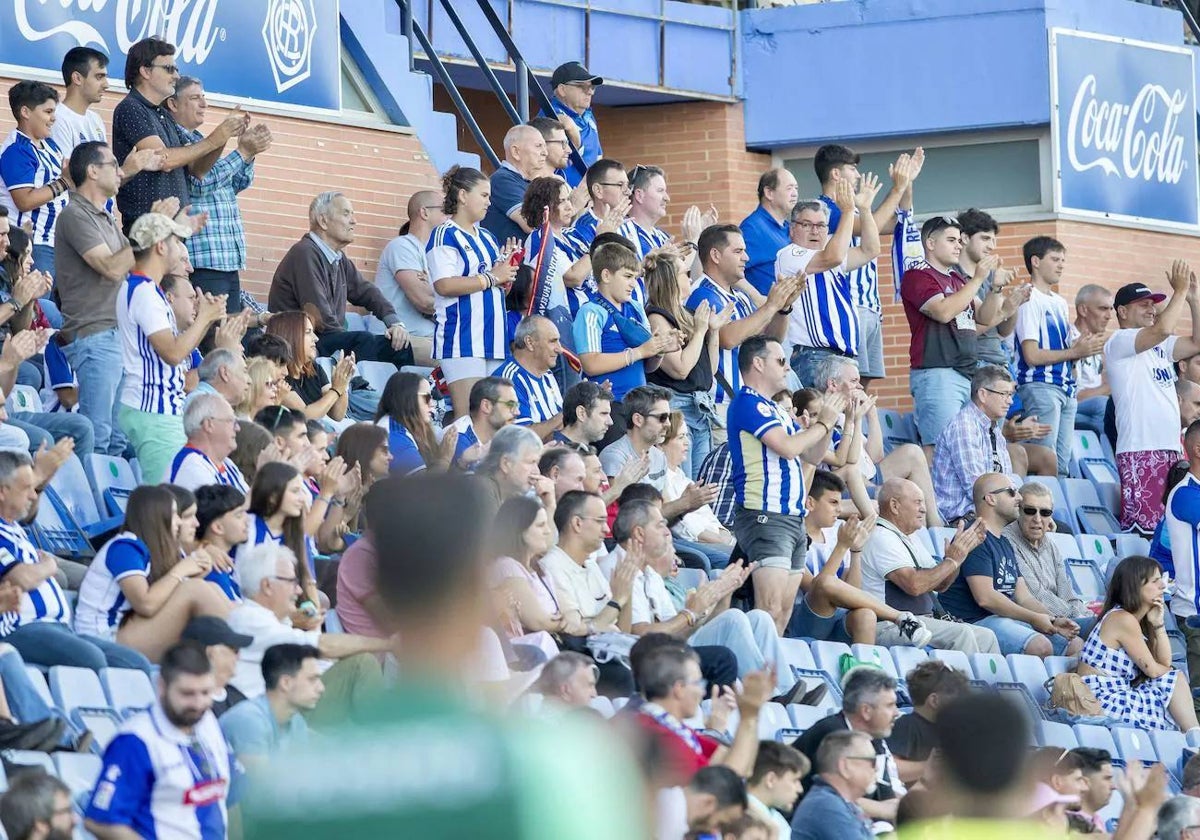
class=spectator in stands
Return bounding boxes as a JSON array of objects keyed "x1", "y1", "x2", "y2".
[
  {"x1": 645, "y1": 247, "x2": 728, "y2": 477},
  {"x1": 494, "y1": 314, "x2": 564, "y2": 438},
  {"x1": 54, "y1": 150, "x2": 141, "y2": 455},
  {"x1": 814, "y1": 146, "x2": 922, "y2": 384},
  {"x1": 226, "y1": 543, "x2": 388, "y2": 725},
  {"x1": 790, "y1": 730, "x2": 875, "y2": 840},
  {"x1": 547, "y1": 61, "x2": 603, "y2": 186},
  {"x1": 777, "y1": 178, "x2": 881, "y2": 386},
  {"x1": 1107, "y1": 264, "x2": 1200, "y2": 534},
  {"x1": 727, "y1": 335, "x2": 845, "y2": 632},
  {"x1": 793, "y1": 669, "x2": 904, "y2": 825},
  {"x1": 571, "y1": 158, "x2": 630, "y2": 247},
  {"x1": 179, "y1": 614, "x2": 252, "y2": 717},
  {"x1": 476, "y1": 425, "x2": 549, "y2": 509},
  {"x1": 622, "y1": 165, "x2": 708, "y2": 265},
  {"x1": 531, "y1": 652, "x2": 598, "y2": 710},
  {"x1": 813, "y1": 356, "x2": 943, "y2": 526},
  {"x1": 1179, "y1": 379, "x2": 1200, "y2": 428},
  {"x1": 661, "y1": 413, "x2": 736, "y2": 558},
  {"x1": 237, "y1": 357, "x2": 282, "y2": 419},
  {"x1": 254, "y1": 405, "x2": 308, "y2": 462},
  {"x1": 167, "y1": 393, "x2": 247, "y2": 493},
  {"x1": 376, "y1": 371, "x2": 452, "y2": 475},
  {"x1": 527, "y1": 116, "x2": 571, "y2": 182},
  {"x1": 553, "y1": 380, "x2": 613, "y2": 452},
  {"x1": 901, "y1": 215, "x2": 1008, "y2": 448},
  {"x1": 219, "y1": 641, "x2": 319, "y2": 769},
  {"x1": 191, "y1": 347, "x2": 249, "y2": 410},
  {"x1": 335, "y1": 526, "x2": 382, "y2": 639},
  {"x1": 85, "y1": 641, "x2": 233, "y2": 838},
  {"x1": 118, "y1": 213, "x2": 226, "y2": 483},
  {"x1": 1168, "y1": 420, "x2": 1200, "y2": 708},
  {"x1": 932, "y1": 364, "x2": 1023, "y2": 524},
  {"x1": 1158, "y1": 796, "x2": 1200, "y2": 840},
  {"x1": 230, "y1": 421, "x2": 272, "y2": 486},
  {"x1": 429, "y1": 166, "x2": 518, "y2": 417},
  {"x1": 890, "y1": 659, "x2": 969, "y2": 775},
  {"x1": 518, "y1": 176, "x2": 595, "y2": 340},
  {"x1": 688, "y1": 225, "x2": 797, "y2": 413},
  {"x1": 375, "y1": 191, "x2": 445, "y2": 366},
  {"x1": 953, "y1": 211, "x2": 1018, "y2": 371},
  {"x1": 1069, "y1": 747, "x2": 1115, "y2": 833},
  {"x1": 113, "y1": 37, "x2": 248, "y2": 234},
  {"x1": 491, "y1": 494, "x2": 567, "y2": 636},
  {"x1": 861, "y1": 479, "x2": 997, "y2": 652},
  {"x1": 740, "y1": 168, "x2": 799, "y2": 296},
  {"x1": 1014, "y1": 237, "x2": 1098, "y2": 476},
  {"x1": 447, "y1": 375, "x2": 518, "y2": 470},
  {"x1": 52, "y1": 48, "x2": 129, "y2": 175},
  {"x1": 0, "y1": 771, "x2": 77, "y2": 840},
  {"x1": 745, "y1": 741, "x2": 808, "y2": 840},
  {"x1": 539, "y1": 447, "x2": 586, "y2": 498},
  {"x1": 73, "y1": 483, "x2": 229, "y2": 663},
  {"x1": 634, "y1": 641, "x2": 772, "y2": 784},
  {"x1": 1079, "y1": 554, "x2": 1199, "y2": 735},
  {"x1": 575, "y1": 240, "x2": 674, "y2": 420},
  {"x1": 940, "y1": 474, "x2": 1082, "y2": 657},
  {"x1": 1073, "y1": 284, "x2": 1115, "y2": 436},
  {"x1": 0, "y1": 81, "x2": 70, "y2": 279},
  {"x1": 265, "y1": 311, "x2": 356, "y2": 423},
  {"x1": 165, "y1": 75, "x2": 270, "y2": 311},
  {"x1": 194, "y1": 485, "x2": 249, "y2": 601},
  {"x1": 1004, "y1": 481, "x2": 1098, "y2": 633},
  {"x1": 481, "y1": 126, "x2": 547, "y2": 244}
]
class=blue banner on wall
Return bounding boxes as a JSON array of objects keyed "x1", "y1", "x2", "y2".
[
  {"x1": 0, "y1": 0, "x2": 341, "y2": 112},
  {"x1": 1050, "y1": 29, "x2": 1199, "y2": 230}
]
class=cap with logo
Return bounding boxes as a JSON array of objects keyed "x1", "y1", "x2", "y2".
[
  {"x1": 181, "y1": 615, "x2": 254, "y2": 650},
  {"x1": 1114, "y1": 282, "x2": 1167, "y2": 309},
  {"x1": 128, "y1": 212, "x2": 192, "y2": 250},
  {"x1": 551, "y1": 61, "x2": 603, "y2": 88}
]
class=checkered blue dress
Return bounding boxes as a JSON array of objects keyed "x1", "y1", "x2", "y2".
[{"x1": 1080, "y1": 610, "x2": 1178, "y2": 731}]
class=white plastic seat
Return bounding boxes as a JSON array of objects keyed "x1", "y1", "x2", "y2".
[
  {"x1": 356, "y1": 360, "x2": 399, "y2": 393},
  {"x1": 100, "y1": 668, "x2": 154, "y2": 717},
  {"x1": 86, "y1": 454, "x2": 137, "y2": 518},
  {"x1": 1005, "y1": 654, "x2": 1050, "y2": 705},
  {"x1": 49, "y1": 666, "x2": 109, "y2": 715},
  {"x1": 930, "y1": 649, "x2": 972, "y2": 677},
  {"x1": 969, "y1": 653, "x2": 1013, "y2": 686},
  {"x1": 54, "y1": 752, "x2": 102, "y2": 796}
]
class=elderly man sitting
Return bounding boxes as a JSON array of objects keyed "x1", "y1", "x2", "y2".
[
  {"x1": 531, "y1": 652, "x2": 598, "y2": 712},
  {"x1": 476, "y1": 425, "x2": 555, "y2": 511},
  {"x1": 225, "y1": 543, "x2": 391, "y2": 727},
  {"x1": 1003, "y1": 481, "x2": 1098, "y2": 636},
  {"x1": 861, "y1": 479, "x2": 999, "y2": 654},
  {"x1": 188, "y1": 348, "x2": 249, "y2": 410},
  {"x1": 167, "y1": 393, "x2": 247, "y2": 493}
]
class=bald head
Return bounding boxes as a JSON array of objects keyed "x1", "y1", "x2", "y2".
[
  {"x1": 503, "y1": 125, "x2": 548, "y2": 178},
  {"x1": 877, "y1": 478, "x2": 925, "y2": 534},
  {"x1": 406, "y1": 190, "x2": 440, "y2": 217},
  {"x1": 1186, "y1": 419, "x2": 1200, "y2": 461},
  {"x1": 972, "y1": 472, "x2": 1020, "y2": 525},
  {"x1": 1180, "y1": 379, "x2": 1200, "y2": 427},
  {"x1": 403, "y1": 189, "x2": 445, "y2": 237}
]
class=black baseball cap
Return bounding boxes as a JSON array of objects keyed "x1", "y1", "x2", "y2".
[
  {"x1": 1114, "y1": 282, "x2": 1167, "y2": 308},
  {"x1": 551, "y1": 61, "x2": 603, "y2": 88},
  {"x1": 181, "y1": 616, "x2": 253, "y2": 650}
]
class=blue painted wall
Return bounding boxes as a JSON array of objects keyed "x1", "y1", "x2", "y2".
[{"x1": 740, "y1": 0, "x2": 1188, "y2": 150}]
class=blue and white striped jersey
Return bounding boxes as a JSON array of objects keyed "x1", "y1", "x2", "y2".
[
  {"x1": 168, "y1": 446, "x2": 248, "y2": 494},
  {"x1": 524, "y1": 225, "x2": 588, "y2": 312},
  {"x1": 1015, "y1": 286, "x2": 1077, "y2": 395},
  {"x1": 685, "y1": 277, "x2": 756, "y2": 405},
  {"x1": 493, "y1": 357, "x2": 563, "y2": 426},
  {"x1": 1168, "y1": 472, "x2": 1200, "y2": 620},
  {"x1": 775, "y1": 243, "x2": 859, "y2": 357},
  {"x1": 0, "y1": 131, "x2": 68, "y2": 247},
  {"x1": 0, "y1": 517, "x2": 70, "y2": 635},
  {"x1": 427, "y1": 220, "x2": 507, "y2": 361},
  {"x1": 821, "y1": 196, "x2": 880, "y2": 313},
  {"x1": 74, "y1": 533, "x2": 149, "y2": 641},
  {"x1": 727, "y1": 386, "x2": 806, "y2": 517},
  {"x1": 118, "y1": 274, "x2": 189, "y2": 416},
  {"x1": 86, "y1": 703, "x2": 232, "y2": 840}
]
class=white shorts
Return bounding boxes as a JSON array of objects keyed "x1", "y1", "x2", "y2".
[{"x1": 440, "y1": 356, "x2": 503, "y2": 384}]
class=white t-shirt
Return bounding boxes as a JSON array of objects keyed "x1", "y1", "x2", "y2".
[
  {"x1": 861, "y1": 519, "x2": 939, "y2": 602},
  {"x1": 1077, "y1": 351, "x2": 1103, "y2": 392},
  {"x1": 50, "y1": 103, "x2": 107, "y2": 165},
  {"x1": 1104, "y1": 328, "x2": 1181, "y2": 454},
  {"x1": 374, "y1": 234, "x2": 434, "y2": 338},
  {"x1": 226, "y1": 600, "x2": 324, "y2": 699},
  {"x1": 629, "y1": 565, "x2": 678, "y2": 626}
]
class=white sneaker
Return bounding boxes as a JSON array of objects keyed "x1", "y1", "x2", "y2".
[{"x1": 896, "y1": 612, "x2": 933, "y2": 647}]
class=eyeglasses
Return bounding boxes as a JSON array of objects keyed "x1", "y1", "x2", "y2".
[
  {"x1": 566, "y1": 82, "x2": 596, "y2": 92},
  {"x1": 418, "y1": 392, "x2": 433, "y2": 404},
  {"x1": 271, "y1": 574, "x2": 299, "y2": 585},
  {"x1": 597, "y1": 181, "x2": 629, "y2": 191},
  {"x1": 844, "y1": 755, "x2": 879, "y2": 763},
  {"x1": 982, "y1": 386, "x2": 1016, "y2": 400},
  {"x1": 991, "y1": 487, "x2": 1018, "y2": 497},
  {"x1": 421, "y1": 204, "x2": 443, "y2": 212},
  {"x1": 496, "y1": 399, "x2": 520, "y2": 410},
  {"x1": 683, "y1": 677, "x2": 708, "y2": 692},
  {"x1": 575, "y1": 514, "x2": 608, "y2": 524},
  {"x1": 791, "y1": 220, "x2": 829, "y2": 231},
  {"x1": 643, "y1": 411, "x2": 671, "y2": 423},
  {"x1": 1022, "y1": 505, "x2": 1054, "y2": 518},
  {"x1": 151, "y1": 62, "x2": 180, "y2": 74},
  {"x1": 545, "y1": 139, "x2": 570, "y2": 148}
]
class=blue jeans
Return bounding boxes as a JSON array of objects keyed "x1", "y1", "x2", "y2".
[
  {"x1": 1018, "y1": 382, "x2": 1077, "y2": 477},
  {"x1": 9, "y1": 410, "x2": 95, "y2": 459},
  {"x1": 675, "y1": 536, "x2": 731, "y2": 572},
  {"x1": 976, "y1": 614, "x2": 1072, "y2": 656},
  {"x1": 910, "y1": 367, "x2": 972, "y2": 445},
  {"x1": 669, "y1": 391, "x2": 711, "y2": 480},
  {"x1": 190, "y1": 268, "x2": 242, "y2": 313},
  {"x1": 1075, "y1": 395, "x2": 1109, "y2": 437},
  {"x1": 347, "y1": 387, "x2": 381, "y2": 422},
  {"x1": 16, "y1": 360, "x2": 42, "y2": 389},
  {"x1": 690, "y1": 608, "x2": 795, "y2": 695},
  {"x1": 61, "y1": 328, "x2": 126, "y2": 455},
  {"x1": 5, "y1": 621, "x2": 152, "y2": 675},
  {"x1": 30, "y1": 244, "x2": 63, "y2": 330}
]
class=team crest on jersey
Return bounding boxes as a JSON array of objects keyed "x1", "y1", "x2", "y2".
[{"x1": 757, "y1": 403, "x2": 773, "y2": 417}]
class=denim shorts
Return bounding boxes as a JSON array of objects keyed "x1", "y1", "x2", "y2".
[
  {"x1": 788, "y1": 596, "x2": 852, "y2": 643},
  {"x1": 732, "y1": 508, "x2": 807, "y2": 572},
  {"x1": 977, "y1": 615, "x2": 1071, "y2": 656}
]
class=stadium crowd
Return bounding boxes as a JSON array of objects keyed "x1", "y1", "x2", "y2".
[{"x1": 0, "y1": 36, "x2": 1195, "y2": 840}]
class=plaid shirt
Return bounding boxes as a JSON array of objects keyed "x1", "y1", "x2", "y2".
[
  {"x1": 932, "y1": 401, "x2": 1019, "y2": 522},
  {"x1": 183, "y1": 128, "x2": 254, "y2": 272},
  {"x1": 696, "y1": 442, "x2": 736, "y2": 528}
]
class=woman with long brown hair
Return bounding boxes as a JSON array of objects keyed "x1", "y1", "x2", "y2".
[
  {"x1": 267, "y1": 310, "x2": 355, "y2": 422},
  {"x1": 375, "y1": 371, "x2": 456, "y2": 475},
  {"x1": 73, "y1": 485, "x2": 230, "y2": 661}
]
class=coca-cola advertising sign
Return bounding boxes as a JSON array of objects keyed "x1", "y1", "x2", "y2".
[
  {"x1": 1050, "y1": 29, "x2": 1199, "y2": 230},
  {"x1": 0, "y1": 0, "x2": 341, "y2": 112}
]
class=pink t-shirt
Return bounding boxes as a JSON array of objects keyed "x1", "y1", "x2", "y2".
[
  {"x1": 335, "y1": 535, "x2": 384, "y2": 638},
  {"x1": 491, "y1": 555, "x2": 560, "y2": 633}
]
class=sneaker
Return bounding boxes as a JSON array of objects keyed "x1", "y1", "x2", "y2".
[{"x1": 896, "y1": 612, "x2": 933, "y2": 647}]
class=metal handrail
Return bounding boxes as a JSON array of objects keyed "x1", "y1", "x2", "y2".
[{"x1": 433, "y1": 0, "x2": 522, "y2": 125}]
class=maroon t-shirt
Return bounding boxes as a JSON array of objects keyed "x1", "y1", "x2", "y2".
[{"x1": 900, "y1": 265, "x2": 977, "y2": 377}]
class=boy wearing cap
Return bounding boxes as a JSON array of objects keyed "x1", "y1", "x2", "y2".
[
  {"x1": 546, "y1": 61, "x2": 603, "y2": 187},
  {"x1": 1105, "y1": 260, "x2": 1200, "y2": 534},
  {"x1": 117, "y1": 212, "x2": 227, "y2": 484},
  {"x1": 181, "y1": 614, "x2": 253, "y2": 717}
]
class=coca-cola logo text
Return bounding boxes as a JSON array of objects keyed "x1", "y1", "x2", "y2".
[{"x1": 1065, "y1": 73, "x2": 1190, "y2": 185}]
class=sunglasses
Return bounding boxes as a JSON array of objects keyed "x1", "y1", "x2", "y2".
[
  {"x1": 1022, "y1": 505, "x2": 1054, "y2": 518},
  {"x1": 988, "y1": 487, "x2": 1017, "y2": 498},
  {"x1": 642, "y1": 411, "x2": 671, "y2": 423}
]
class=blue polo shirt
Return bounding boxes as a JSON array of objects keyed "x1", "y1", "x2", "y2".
[
  {"x1": 791, "y1": 778, "x2": 873, "y2": 840},
  {"x1": 740, "y1": 205, "x2": 790, "y2": 296},
  {"x1": 544, "y1": 98, "x2": 602, "y2": 187},
  {"x1": 481, "y1": 163, "x2": 529, "y2": 245}
]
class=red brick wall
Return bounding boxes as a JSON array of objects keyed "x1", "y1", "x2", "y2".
[{"x1": 0, "y1": 76, "x2": 443, "y2": 302}]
